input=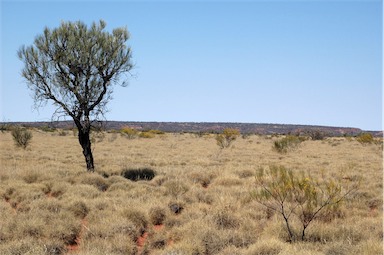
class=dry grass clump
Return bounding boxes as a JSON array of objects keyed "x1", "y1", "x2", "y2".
[
  {"x1": 245, "y1": 238, "x2": 284, "y2": 255},
  {"x1": 149, "y1": 206, "x2": 167, "y2": 225},
  {"x1": 0, "y1": 130, "x2": 382, "y2": 254},
  {"x1": 121, "y1": 207, "x2": 149, "y2": 235},
  {"x1": 76, "y1": 173, "x2": 110, "y2": 191},
  {"x1": 68, "y1": 200, "x2": 89, "y2": 219}
]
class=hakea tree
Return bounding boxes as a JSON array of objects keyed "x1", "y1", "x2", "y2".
[{"x1": 18, "y1": 20, "x2": 133, "y2": 171}]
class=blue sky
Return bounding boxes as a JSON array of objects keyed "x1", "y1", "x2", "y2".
[{"x1": 0, "y1": 0, "x2": 382, "y2": 130}]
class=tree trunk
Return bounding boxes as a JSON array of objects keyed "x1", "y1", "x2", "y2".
[
  {"x1": 76, "y1": 123, "x2": 94, "y2": 172},
  {"x1": 75, "y1": 120, "x2": 95, "y2": 172}
]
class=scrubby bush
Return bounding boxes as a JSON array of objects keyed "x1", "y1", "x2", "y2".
[
  {"x1": 306, "y1": 130, "x2": 327, "y2": 140},
  {"x1": 356, "y1": 132, "x2": 374, "y2": 144},
  {"x1": 120, "y1": 126, "x2": 138, "y2": 139},
  {"x1": 11, "y1": 126, "x2": 32, "y2": 149},
  {"x1": 148, "y1": 129, "x2": 165, "y2": 135},
  {"x1": 121, "y1": 168, "x2": 156, "y2": 181},
  {"x1": 273, "y1": 135, "x2": 302, "y2": 153},
  {"x1": 139, "y1": 131, "x2": 155, "y2": 138},
  {"x1": 252, "y1": 165, "x2": 357, "y2": 242},
  {"x1": 39, "y1": 125, "x2": 56, "y2": 132},
  {"x1": 0, "y1": 123, "x2": 11, "y2": 132},
  {"x1": 216, "y1": 128, "x2": 240, "y2": 149}
]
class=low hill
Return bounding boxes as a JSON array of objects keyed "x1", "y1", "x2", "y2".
[{"x1": 1, "y1": 121, "x2": 382, "y2": 137}]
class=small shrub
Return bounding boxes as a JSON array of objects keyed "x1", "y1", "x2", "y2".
[
  {"x1": 306, "y1": 130, "x2": 327, "y2": 140},
  {"x1": 120, "y1": 126, "x2": 138, "y2": 139},
  {"x1": 356, "y1": 132, "x2": 374, "y2": 144},
  {"x1": 273, "y1": 135, "x2": 302, "y2": 153},
  {"x1": 91, "y1": 130, "x2": 105, "y2": 143},
  {"x1": 58, "y1": 130, "x2": 68, "y2": 136},
  {"x1": 0, "y1": 123, "x2": 11, "y2": 132},
  {"x1": 11, "y1": 126, "x2": 32, "y2": 149},
  {"x1": 252, "y1": 165, "x2": 357, "y2": 242},
  {"x1": 148, "y1": 129, "x2": 165, "y2": 135},
  {"x1": 40, "y1": 125, "x2": 56, "y2": 132},
  {"x1": 216, "y1": 128, "x2": 240, "y2": 149},
  {"x1": 121, "y1": 168, "x2": 156, "y2": 181},
  {"x1": 139, "y1": 131, "x2": 155, "y2": 138}
]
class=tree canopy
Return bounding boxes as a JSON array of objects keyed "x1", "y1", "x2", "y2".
[{"x1": 18, "y1": 20, "x2": 133, "y2": 171}]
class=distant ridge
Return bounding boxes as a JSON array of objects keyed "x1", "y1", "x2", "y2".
[{"x1": 2, "y1": 121, "x2": 382, "y2": 137}]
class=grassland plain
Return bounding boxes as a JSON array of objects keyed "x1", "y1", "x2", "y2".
[{"x1": 0, "y1": 129, "x2": 382, "y2": 255}]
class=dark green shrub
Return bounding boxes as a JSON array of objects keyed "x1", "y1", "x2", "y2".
[
  {"x1": 121, "y1": 168, "x2": 156, "y2": 181},
  {"x1": 11, "y1": 126, "x2": 33, "y2": 149}
]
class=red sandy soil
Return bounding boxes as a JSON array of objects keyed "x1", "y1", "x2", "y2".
[
  {"x1": 137, "y1": 224, "x2": 165, "y2": 254},
  {"x1": 67, "y1": 218, "x2": 88, "y2": 253}
]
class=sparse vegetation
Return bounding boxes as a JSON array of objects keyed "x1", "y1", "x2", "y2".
[
  {"x1": 139, "y1": 131, "x2": 155, "y2": 138},
  {"x1": 306, "y1": 129, "x2": 327, "y2": 140},
  {"x1": 356, "y1": 132, "x2": 374, "y2": 144},
  {"x1": 273, "y1": 135, "x2": 303, "y2": 153},
  {"x1": 0, "y1": 130, "x2": 382, "y2": 254},
  {"x1": 120, "y1": 126, "x2": 138, "y2": 139},
  {"x1": 253, "y1": 165, "x2": 357, "y2": 242},
  {"x1": 216, "y1": 128, "x2": 240, "y2": 149},
  {"x1": 11, "y1": 126, "x2": 33, "y2": 149}
]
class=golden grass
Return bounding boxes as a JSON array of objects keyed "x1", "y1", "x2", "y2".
[{"x1": 0, "y1": 130, "x2": 382, "y2": 254}]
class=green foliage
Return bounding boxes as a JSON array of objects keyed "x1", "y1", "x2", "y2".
[
  {"x1": 18, "y1": 20, "x2": 133, "y2": 171},
  {"x1": 216, "y1": 128, "x2": 240, "y2": 149},
  {"x1": 11, "y1": 126, "x2": 33, "y2": 149},
  {"x1": 139, "y1": 131, "x2": 155, "y2": 138},
  {"x1": 253, "y1": 165, "x2": 356, "y2": 242},
  {"x1": 356, "y1": 133, "x2": 374, "y2": 144},
  {"x1": 39, "y1": 125, "x2": 56, "y2": 132},
  {"x1": 120, "y1": 127, "x2": 138, "y2": 139},
  {"x1": 147, "y1": 129, "x2": 165, "y2": 135},
  {"x1": 273, "y1": 135, "x2": 303, "y2": 153}
]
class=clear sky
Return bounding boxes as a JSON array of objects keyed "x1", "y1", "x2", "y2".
[{"x1": 0, "y1": 0, "x2": 382, "y2": 130}]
